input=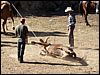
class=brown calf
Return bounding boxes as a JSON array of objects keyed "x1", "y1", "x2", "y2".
[{"x1": 31, "y1": 37, "x2": 76, "y2": 58}]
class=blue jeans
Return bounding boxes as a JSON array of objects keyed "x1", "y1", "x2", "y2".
[
  {"x1": 68, "y1": 25, "x2": 75, "y2": 48},
  {"x1": 18, "y1": 38, "x2": 25, "y2": 61}
]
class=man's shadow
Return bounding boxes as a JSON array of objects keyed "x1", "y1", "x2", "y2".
[{"x1": 22, "y1": 55, "x2": 88, "y2": 66}]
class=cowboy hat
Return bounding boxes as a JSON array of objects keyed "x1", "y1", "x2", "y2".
[{"x1": 65, "y1": 7, "x2": 73, "y2": 12}]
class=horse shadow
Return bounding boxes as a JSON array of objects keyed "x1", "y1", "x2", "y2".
[
  {"x1": 28, "y1": 31, "x2": 67, "y2": 37},
  {"x1": 1, "y1": 44, "x2": 17, "y2": 47},
  {"x1": 22, "y1": 55, "x2": 88, "y2": 66},
  {"x1": 1, "y1": 41, "x2": 17, "y2": 44},
  {"x1": 1, "y1": 41, "x2": 17, "y2": 47},
  {"x1": 1, "y1": 31, "x2": 67, "y2": 37},
  {"x1": 1, "y1": 31, "x2": 15, "y2": 36}
]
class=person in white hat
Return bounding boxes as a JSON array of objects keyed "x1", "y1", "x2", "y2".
[{"x1": 65, "y1": 7, "x2": 76, "y2": 49}]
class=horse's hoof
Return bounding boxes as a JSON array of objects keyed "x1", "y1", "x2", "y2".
[
  {"x1": 13, "y1": 27, "x2": 15, "y2": 30},
  {"x1": 3, "y1": 31, "x2": 6, "y2": 34},
  {"x1": 89, "y1": 25, "x2": 91, "y2": 27},
  {"x1": 86, "y1": 24, "x2": 91, "y2": 27},
  {"x1": 4, "y1": 32, "x2": 8, "y2": 35},
  {"x1": 6, "y1": 28, "x2": 8, "y2": 30},
  {"x1": 87, "y1": 25, "x2": 91, "y2": 27}
]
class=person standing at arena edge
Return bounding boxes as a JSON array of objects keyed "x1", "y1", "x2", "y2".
[
  {"x1": 15, "y1": 18, "x2": 28, "y2": 63},
  {"x1": 65, "y1": 7, "x2": 76, "y2": 49}
]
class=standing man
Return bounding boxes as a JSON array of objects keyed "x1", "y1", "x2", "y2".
[
  {"x1": 65, "y1": 7, "x2": 76, "y2": 49},
  {"x1": 15, "y1": 18, "x2": 28, "y2": 63}
]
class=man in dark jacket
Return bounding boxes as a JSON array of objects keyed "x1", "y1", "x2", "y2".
[{"x1": 15, "y1": 18, "x2": 28, "y2": 63}]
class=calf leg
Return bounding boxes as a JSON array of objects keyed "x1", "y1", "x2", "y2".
[{"x1": 40, "y1": 50, "x2": 48, "y2": 56}]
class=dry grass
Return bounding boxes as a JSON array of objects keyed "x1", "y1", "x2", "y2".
[{"x1": 1, "y1": 14, "x2": 99, "y2": 74}]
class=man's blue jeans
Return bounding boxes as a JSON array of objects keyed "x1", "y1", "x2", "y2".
[{"x1": 18, "y1": 38, "x2": 25, "y2": 61}]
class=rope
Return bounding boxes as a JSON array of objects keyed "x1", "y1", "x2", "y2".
[
  {"x1": 11, "y1": 3, "x2": 22, "y2": 18},
  {"x1": 10, "y1": 1, "x2": 43, "y2": 57},
  {"x1": 11, "y1": 2, "x2": 38, "y2": 41}
]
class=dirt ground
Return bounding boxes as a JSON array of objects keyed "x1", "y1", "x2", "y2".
[{"x1": 1, "y1": 14, "x2": 99, "y2": 74}]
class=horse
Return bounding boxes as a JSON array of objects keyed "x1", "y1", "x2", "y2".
[
  {"x1": 79, "y1": 1, "x2": 98, "y2": 26},
  {"x1": 1, "y1": 1, "x2": 15, "y2": 33}
]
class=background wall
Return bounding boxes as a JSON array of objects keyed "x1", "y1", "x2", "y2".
[{"x1": 10, "y1": 1, "x2": 80, "y2": 16}]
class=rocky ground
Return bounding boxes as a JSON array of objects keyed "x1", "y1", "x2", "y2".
[{"x1": 1, "y1": 14, "x2": 99, "y2": 74}]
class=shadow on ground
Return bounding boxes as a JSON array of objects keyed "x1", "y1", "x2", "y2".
[
  {"x1": 1, "y1": 32, "x2": 15, "y2": 36},
  {"x1": 1, "y1": 31, "x2": 67, "y2": 37},
  {"x1": 1, "y1": 41, "x2": 17, "y2": 44},
  {"x1": 1, "y1": 44, "x2": 17, "y2": 47},
  {"x1": 75, "y1": 47, "x2": 99, "y2": 51},
  {"x1": 1, "y1": 41, "x2": 17, "y2": 47},
  {"x1": 22, "y1": 55, "x2": 88, "y2": 66},
  {"x1": 28, "y1": 31, "x2": 67, "y2": 37}
]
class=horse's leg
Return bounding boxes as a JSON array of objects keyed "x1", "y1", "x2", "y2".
[
  {"x1": 2, "y1": 19, "x2": 7, "y2": 33},
  {"x1": 5, "y1": 19, "x2": 9, "y2": 30},
  {"x1": 11, "y1": 17, "x2": 15, "y2": 30},
  {"x1": 85, "y1": 14, "x2": 90, "y2": 26},
  {"x1": 10, "y1": 13, "x2": 15, "y2": 30},
  {"x1": 5, "y1": 23, "x2": 8, "y2": 30},
  {"x1": 83, "y1": 6, "x2": 91, "y2": 26}
]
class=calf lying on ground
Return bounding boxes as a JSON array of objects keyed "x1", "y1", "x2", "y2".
[{"x1": 31, "y1": 37, "x2": 76, "y2": 58}]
